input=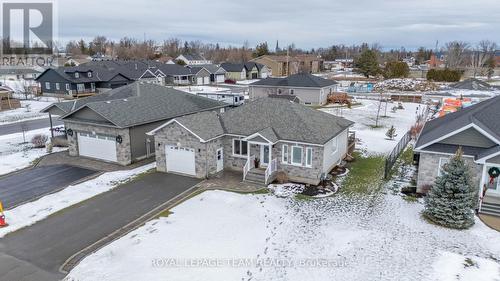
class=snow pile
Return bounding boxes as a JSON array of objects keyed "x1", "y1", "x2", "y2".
[
  {"x1": 322, "y1": 100, "x2": 425, "y2": 155},
  {"x1": 66, "y1": 190, "x2": 500, "y2": 281},
  {"x1": 268, "y1": 183, "x2": 305, "y2": 197},
  {"x1": 0, "y1": 163, "x2": 156, "y2": 238},
  {"x1": 432, "y1": 251, "x2": 500, "y2": 281},
  {"x1": 374, "y1": 79, "x2": 438, "y2": 92},
  {"x1": 0, "y1": 127, "x2": 66, "y2": 176}
]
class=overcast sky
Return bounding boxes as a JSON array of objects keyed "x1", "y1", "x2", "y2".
[{"x1": 57, "y1": 0, "x2": 499, "y2": 50}]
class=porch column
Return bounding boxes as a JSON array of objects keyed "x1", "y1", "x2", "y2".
[
  {"x1": 268, "y1": 144, "x2": 272, "y2": 164},
  {"x1": 478, "y1": 164, "x2": 487, "y2": 211},
  {"x1": 48, "y1": 112, "x2": 54, "y2": 138},
  {"x1": 247, "y1": 141, "x2": 251, "y2": 168}
]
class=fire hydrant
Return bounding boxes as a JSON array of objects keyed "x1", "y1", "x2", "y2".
[{"x1": 0, "y1": 201, "x2": 6, "y2": 227}]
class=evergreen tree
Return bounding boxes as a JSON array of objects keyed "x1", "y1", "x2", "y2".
[
  {"x1": 424, "y1": 149, "x2": 476, "y2": 229},
  {"x1": 383, "y1": 61, "x2": 410, "y2": 78},
  {"x1": 385, "y1": 125, "x2": 397, "y2": 140},
  {"x1": 354, "y1": 49, "x2": 380, "y2": 78}
]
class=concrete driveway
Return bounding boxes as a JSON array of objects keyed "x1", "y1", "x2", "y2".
[
  {"x1": 0, "y1": 164, "x2": 98, "y2": 209},
  {"x1": 0, "y1": 172, "x2": 201, "y2": 281},
  {"x1": 0, "y1": 118, "x2": 63, "y2": 136}
]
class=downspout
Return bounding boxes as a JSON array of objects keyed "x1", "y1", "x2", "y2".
[{"x1": 205, "y1": 142, "x2": 209, "y2": 179}]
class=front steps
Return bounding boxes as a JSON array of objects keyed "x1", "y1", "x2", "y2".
[
  {"x1": 480, "y1": 201, "x2": 500, "y2": 217},
  {"x1": 244, "y1": 168, "x2": 266, "y2": 185}
]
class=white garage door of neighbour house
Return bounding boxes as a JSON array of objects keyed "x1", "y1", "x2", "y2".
[
  {"x1": 166, "y1": 145, "x2": 196, "y2": 176},
  {"x1": 77, "y1": 132, "x2": 117, "y2": 162},
  {"x1": 203, "y1": 77, "x2": 210, "y2": 85},
  {"x1": 261, "y1": 72, "x2": 268, "y2": 79},
  {"x1": 216, "y1": 74, "x2": 225, "y2": 83},
  {"x1": 197, "y1": 77, "x2": 203, "y2": 85}
]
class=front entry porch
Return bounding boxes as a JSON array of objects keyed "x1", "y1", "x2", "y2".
[
  {"x1": 479, "y1": 164, "x2": 500, "y2": 217},
  {"x1": 242, "y1": 140, "x2": 278, "y2": 185}
]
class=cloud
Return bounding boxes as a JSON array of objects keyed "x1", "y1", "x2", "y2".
[{"x1": 56, "y1": 0, "x2": 499, "y2": 49}]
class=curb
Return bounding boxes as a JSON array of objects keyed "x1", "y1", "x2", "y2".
[{"x1": 59, "y1": 180, "x2": 205, "y2": 274}]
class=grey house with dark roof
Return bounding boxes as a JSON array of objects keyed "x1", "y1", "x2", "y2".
[
  {"x1": 148, "y1": 98, "x2": 353, "y2": 185},
  {"x1": 415, "y1": 95, "x2": 500, "y2": 216},
  {"x1": 41, "y1": 83, "x2": 227, "y2": 165},
  {"x1": 249, "y1": 73, "x2": 338, "y2": 105}
]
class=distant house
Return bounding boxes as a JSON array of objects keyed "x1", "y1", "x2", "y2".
[
  {"x1": 188, "y1": 66, "x2": 211, "y2": 85},
  {"x1": 41, "y1": 83, "x2": 227, "y2": 166},
  {"x1": 0, "y1": 68, "x2": 41, "y2": 86},
  {"x1": 220, "y1": 62, "x2": 269, "y2": 81},
  {"x1": 427, "y1": 52, "x2": 446, "y2": 69},
  {"x1": 65, "y1": 56, "x2": 92, "y2": 66},
  {"x1": 495, "y1": 50, "x2": 500, "y2": 67},
  {"x1": 148, "y1": 98, "x2": 354, "y2": 185},
  {"x1": 251, "y1": 55, "x2": 323, "y2": 77},
  {"x1": 176, "y1": 54, "x2": 212, "y2": 65},
  {"x1": 248, "y1": 73, "x2": 338, "y2": 105},
  {"x1": 36, "y1": 60, "x2": 193, "y2": 97},
  {"x1": 188, "y1": 64, "x2": 226, "y2": 84},
  {"x1": 415, "y1": 95, "x2": 500, "y2": 217}
]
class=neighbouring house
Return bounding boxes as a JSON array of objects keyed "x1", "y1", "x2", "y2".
[
  {"x1": 415, "y1": 95, "x2": 500, "y2": 217},
  {"x1": 41, "y1": 82, "x2": 227, "y2": 166},
  {"x1": 64, "y1": 55, "x2": 92, "y2": 66},
  {"x1": 188, "y1": 66, "x2": 212, "y2": 85},
  {"x1": 176, "y1": 54, "x2": 212, "y2": 65},
  {"x1": 219, "y1": 63, "x2": 247, "y2": 81},
  {"x1": 36, "y1": 60, "x2": 193, "y2": 97},
  {"x1": 195, "y1": 88, "x2": 247, "y2": 106},
  {"x1": 251, "y1": 54, "x2": 323, "y2": 77},
  {"x1": 148, "y1": 98, "x2": 354, "y2": 185},
  {"x1": 426, "y1": 52, "x2": 446, "y2": 69},
  {"x1": 494, "y1": 50, "x2": 500, "y2": 67},
  {"x1": 248, "y1": 73, "x2": 338, "y2": 105},
  {"x1": 0, "y1": 68, "x2": 41, "y2": 91},
  {"x1": 197, "y1": 64, "x2": 227, "y2": 84},
  {"x1": 244, "y1": 62, "x2": 270, "y2": 79}
]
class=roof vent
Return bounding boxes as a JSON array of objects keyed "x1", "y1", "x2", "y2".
[
  {"x1": 123, "y1": 99, "x2": 128, "y2": 102},
  {"x1": 106, "y1": 101, "x2": 111, "y2": 104}
]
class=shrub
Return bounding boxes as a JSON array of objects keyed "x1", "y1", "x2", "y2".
[
  {"x1": 31, "y1": 134, "x2": 48, "y2": 148},
  {"x1": 383, "y1": 61, "x2": 410, "y2": 78},
  {"x1": 426, "y1": 68, "x2": 462, "y2": 82}
]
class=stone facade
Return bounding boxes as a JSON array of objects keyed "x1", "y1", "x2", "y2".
[
  {"x1": 417, "y1": 152, "x2": 482, "y2": 193},
  {"x1": 64, "y1": 121, "x2": 131, "y2": 166}
]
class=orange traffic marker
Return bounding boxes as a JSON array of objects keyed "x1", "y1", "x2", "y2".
[{"x1": 0, "y1": 214, "x2": 7, "y2": 227}]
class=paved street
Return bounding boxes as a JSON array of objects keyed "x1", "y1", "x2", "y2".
[
  {"x1": 0, "y1": 172, "x2": 200, "y2": 281},
  {"x1": 0, "y1": 164, "x2": 98, "y2": 209},
  {"x1": 0, "y1": 118, "x2": 63, "y2": 136}
]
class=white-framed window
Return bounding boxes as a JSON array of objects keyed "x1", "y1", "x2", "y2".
[
  {"x1": 331, "y1": 137, "x2": 338, "y2": 154},
  {"x1": 306, "y1": 147, "x2": 313, "y2": 167},
  {"x1": 45, "y1": 82, "x2": 50, "y2": 89},
  {"x1": 87, "y1": 71, "x2": 92, "y2": 78},
  {"x1": 291, "y1": 146, "x2": 303, "y2": 166},
  {"x1": 77, "y1": 84, "x2": 85, "y2": 92},
  {"x1": 75, "y1": 72, "x2": 80, "y2": 78},
  {"x1": 65, "y1": 83, "x2": 70, "y2": 91},
  {"x1": 55, "y1": 83, "x2": 60, "y2": 90},
  {"x1": 90, "y1": 83, "x2": 96, "y2": 91},
  {"x1": 232, "y1": 139, "x2": 248, "y2": 157},
  {"x1": 438, "y1": 157, "x2": 449, "y2": 176},
  {"x1": 282, "y1": 144, "x2": 289, "y2": 163}
]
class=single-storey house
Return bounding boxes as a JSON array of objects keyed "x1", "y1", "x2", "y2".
[
  {"x1": 188, "y1": 66, "x2": 212, "y2": 85},
  {"x1": 415, "y1": 95, "x2": 500, "y2": 216},
  {"x1": 148, "y1": 98, "x2": 354, "y2": 185},
  {"x1": 248, "y1": 73, "x2": 338, "y2": 105},
  {"x1": 220, "y1": 62, "x2": 269, "y2": 81},
  {"x1": 41, "y1": 82, "x2": 227, "y2": 165},
  {"x1": 194, "y1": 64, "x2": 227, "y2": 83}
]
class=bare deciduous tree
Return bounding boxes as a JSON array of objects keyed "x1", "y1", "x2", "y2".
[
  {"x1": 469, "y1": 40, "x2": 497, "y2": 77},
  {"x1": 444, "y1": 41, "x2": 470, "y2": 69}
]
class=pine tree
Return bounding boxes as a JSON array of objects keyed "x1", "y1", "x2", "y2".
[
  {"x1": 424, "y1": 149, "x2": 476, "y2": 229},
  {"x1": 385, "y1": 125, "x2": 397, "y2": 140}
]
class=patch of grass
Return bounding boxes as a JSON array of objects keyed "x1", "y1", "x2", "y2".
[
  {"x1": 400, "y1": 145, "x2": 414, "y2": 166},
  {"x1": 464, "y1": 258, "x2": 477, "y2": 268},
  {"x1": 340, "y1": 152, "x2": 385, "y2": 195},
  {"x1": 156, "y1": 209, "x2": 173, "y2": 218},
  {"x1": 402, "y1": 195, "x2": 419, "y2": 203}
]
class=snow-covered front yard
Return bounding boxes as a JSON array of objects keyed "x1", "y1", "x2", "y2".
[
  {"x1": 321, "y1": 100, "x2": 425, "y2": 155},
  {"x1": 0, "y1": 127, "x2": 66, "y2": 176},
  {"x1": 66, "y1": 187, "x2": 500, "y2": 281},
  {"x1": 0, "y1": 96, "x2": 60, "y2": 124}
]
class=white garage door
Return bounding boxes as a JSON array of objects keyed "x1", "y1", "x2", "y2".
[
  {"x1": 166, "y1": 145, "x2": 196, "y2": 176},
  {"x1": 261, "y1": 72, "x2": 268, "y2": 78},
  {"x1": 203, "y1": 77, "x2": 210, "y2": 85},
  {"x1": 216, "y1": 74, "x2": 225, "y2": 83},
  {"x1": 197, "y1": 77, "x2": 203, "y2": 85},
  {"x1": 77, "y1": 132, "x2": 117, "y2": 162}
]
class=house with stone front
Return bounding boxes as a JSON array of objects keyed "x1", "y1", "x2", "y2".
[
  {"x1": 415, "y1": 95, "x2": 500, "y2": 217},
  {"x1": 41, "y1": 82, "x2": 226, "y2": 165},
  {"x1": 148, "y1": 98, "x2": 354, "y2": 185},
  {"x1": 248, "y1": 73, "x2": 338, "y2": 106}
]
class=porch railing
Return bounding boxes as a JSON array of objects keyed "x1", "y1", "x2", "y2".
[
  {"x1": 243, "y1": 155, "x2": 255, "y2": 181},
  {"x1": 265, "y1": 158, "x2": 278, "y2": 185}
]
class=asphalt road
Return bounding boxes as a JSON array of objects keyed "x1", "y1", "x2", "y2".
[
  {"x1": 0, "y1": 172, "x2": 200, "y2": 281},
  {"x1": 0, "y1": 118, "x2": 63, "y2": 136},
  {"x1": 0, "y1": 164, "x2": 98, "y2": 209}
]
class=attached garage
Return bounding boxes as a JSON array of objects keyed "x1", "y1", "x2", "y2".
[
  {"x1": 77, "y1": 132, "x2": 118, "y2": 162},
  {"x1": 166, "y1": 145, "x2": 196, "y2": 176},
  {"x1": 203, "y1": 77, "x2": 210, "y2": 85},
  {"x1": 197, "y1": 77, "x2": 203, "y2": 85},
  {"x1": 216, "y1": 74, "x2": 225, "y2": 83}
]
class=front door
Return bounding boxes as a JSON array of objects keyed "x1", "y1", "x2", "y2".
[
  {"x1": 260, "y1": 145, "x2": 270, "y2": 167},
  {"x1": 216, "y1": 148, "x2": 223, "y2": 172},
  {"x1": 486, "y1": 166, "x2": 500, "y2": 196}
]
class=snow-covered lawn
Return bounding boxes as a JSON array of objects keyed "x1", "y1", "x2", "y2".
[
  {"x1": 0, "y1": 127, "x2": 66, "y2": 176},
  {"x1": 0, "y1": 97, "x2": 60, "y2": 124},
  {"x1": 0, "y1": 163, "x2": 155, "y2": 238},
  {"x1": 66, "y1": 188, "x2": 500, "y2": 281},
  {"x1": 321, "y1": 100, "x2": 425, "y2": 155}
]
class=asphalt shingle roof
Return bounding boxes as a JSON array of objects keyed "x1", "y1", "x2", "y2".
[
  {"x1": 416, "y1": 95, "x2": 500, "y2": 150},
  {"x1": 451, "y1": 78, "x2": 493, "y2": 91},
  {"x1": 58, "y1": 83, "x2": 226, "y2": 128},
  {"x1": 172, "y1": 98, "x2": 353, "y2": 144},
  {"x1": 250, "y1": 73, "x2": 338, "y2": 88},
  {"x1": 220, "y1": 63, "x2": 246, "y2": 72}
]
